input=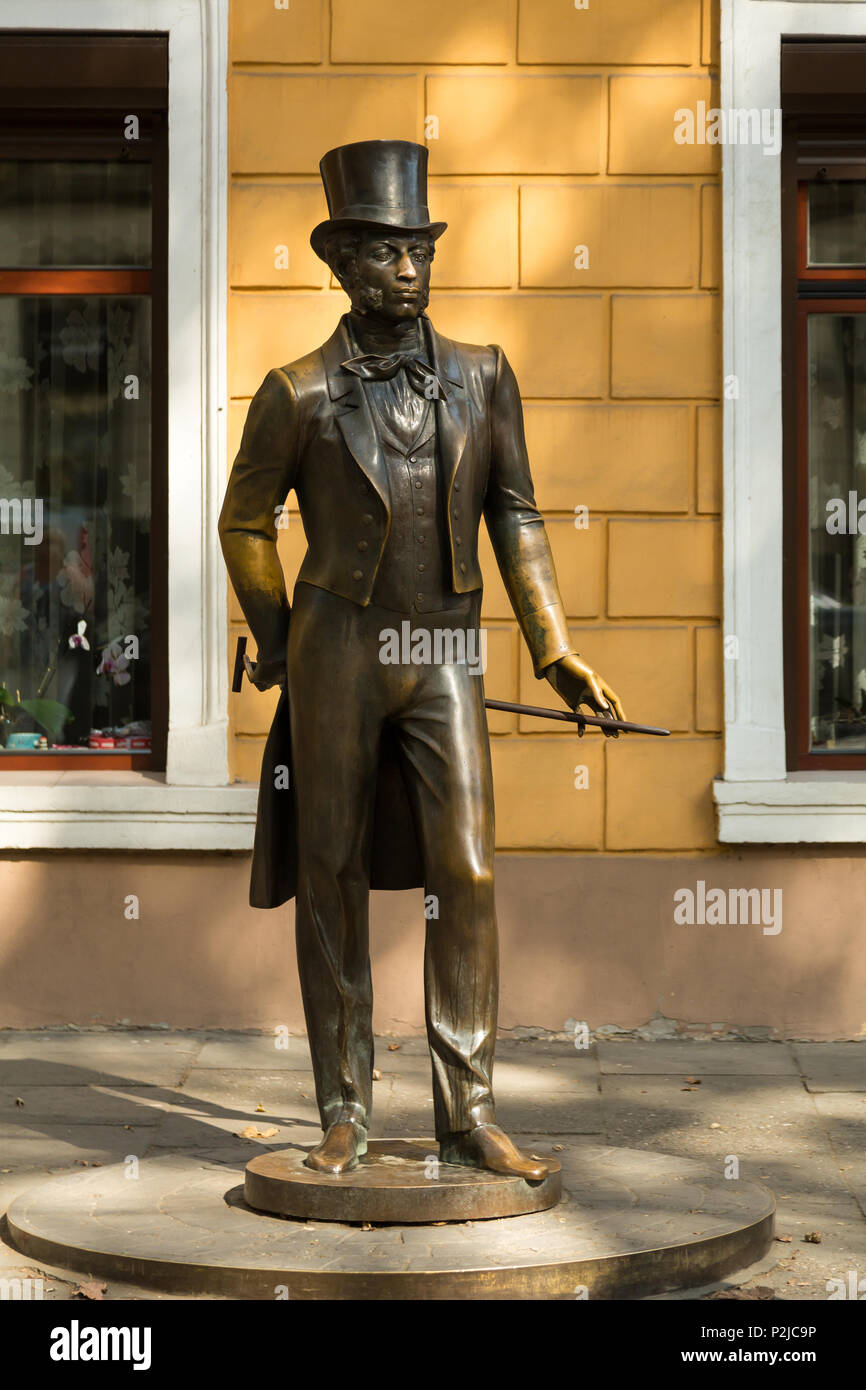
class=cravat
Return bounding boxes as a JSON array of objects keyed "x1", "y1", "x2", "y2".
[{"x1": 341, "y1": 352, "x2": 448, "y2": 401}]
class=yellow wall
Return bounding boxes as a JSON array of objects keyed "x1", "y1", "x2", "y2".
[{"x1": 226, "y1": 0, "x2": 722, "y2": 853}]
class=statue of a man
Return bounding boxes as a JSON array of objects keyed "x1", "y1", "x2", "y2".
[{"x1": 220, "y1": 141, "x2": 624, "y2": 1178}]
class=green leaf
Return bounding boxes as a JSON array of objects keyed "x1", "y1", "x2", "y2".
[{"x1": 17, "y1": 698, "x2": 73, "y2": 740}]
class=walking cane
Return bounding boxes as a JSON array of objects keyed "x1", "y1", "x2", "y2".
[{"x1": 232, "y1": 636, "x2": 670, "y2": 736}]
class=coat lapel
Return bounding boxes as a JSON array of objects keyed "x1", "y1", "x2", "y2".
[
  {"x1": 322, "y1": 316, "x2": 391, "y2": 516},
  {"x1": 425, "y1": 318, "x2": 468, "y2": 499}
]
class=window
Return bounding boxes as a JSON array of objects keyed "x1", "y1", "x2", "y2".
[
  {"x1": 0, "y1": 34, "x2": 167, "y2": 769},
  {"x1": 714, "y1": 9, "x2": 866, "y2": 842},
  {"x1": 782, "y1": 44, "x2": 866, "y2": 770}
]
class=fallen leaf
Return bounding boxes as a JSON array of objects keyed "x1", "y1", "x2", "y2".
[
  {"x1": 76, "y1": 1160, "x2": 89, "y2": 1167},
  {"x1": 686, "y1": 1077, "x2": 702, "y2": 1085},
  {"x1": 255, "y1": 1103, "x2": 266, "y2": 1113},
  {"x1": 14, "y1": 1097, "x2": 24, "y2": 1107},
  {"x1": 553, "y1": 1144, "x2": 564, "y2": 1152},
  {"x1": 681, "y1": 1086, "x2": 698, "y2": 1092},
  {"x1": 236, "y1": 1124, "x2": 279, "y2": 1139},
  {"x1": 804, "y1": 1231, "x2": 822, "y2": 1244},
  {"x1": 775, "y1": 1235, "x2": 793, "y2": 1243},
  {"x1": 709, "y1": 1122, "x2": 721, "y2": 1129},
  {"x1": 387, "y1": 1043, "x2": 401, "y2": 1051},
  {"x1": 73, "y1": 1280, "x2": 106, "y2": 1301},
  {"x1": 372, "y1": 1069, "x2": 382, "y2": 1081}
]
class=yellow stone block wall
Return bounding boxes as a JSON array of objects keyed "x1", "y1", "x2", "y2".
[{"x1": 226, "y1": 0, "x2": 722, "y2": 852}]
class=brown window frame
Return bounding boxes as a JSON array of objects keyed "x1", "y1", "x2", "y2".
[{"x1": 0, "y1": 33, "x2": 168, "y2": 771}]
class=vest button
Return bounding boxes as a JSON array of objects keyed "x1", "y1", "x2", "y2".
[
  {"x1": 352, "y1": 569, "x2": 363, "y2": 581},
  {"x1": 459, "y1": 562, "x2": 467, "y2": 575},
  {"x1": 414, "y1": 480, "x2": 422, "y2": 490},
  {"x1": 362, "y1": 514, "x2": 373, "y2": 525},
  {"x1": 416, "y1": 591, "x2": 424, "y2": 602},
  {"x1": 357, "y1": 540, "x2": 368, "y2": 552},
  {"x1": 454, "y1": 482, "x2": 461, "y2": 492},
  {"x1": 455, "y1": 537, "x2": 462, "y2": 546},
  {"x1": 418, "y1": 564, "x2": 425, "y2": 573}
]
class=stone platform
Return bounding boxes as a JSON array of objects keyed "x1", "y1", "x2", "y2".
[
  {"x1": 6, "y1": 1141, "x2": 774, "y2": 1300},
  {"x1": 245, "y1": 1139, "x2": 562, "y2": 1223}
]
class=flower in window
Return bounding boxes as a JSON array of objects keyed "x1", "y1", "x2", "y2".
[
  {"x1": 97, "y1": 641, "x2": 131, "y2": 686},
  {"x1": 0, "y1": 592, "x2": 28, "y2": 636},
  {"x1": 68, "y1": 620, "x2": 90, "y2": 651},
  {"x1": 0, "y1": 350, "x2": 33, "y2": 394},
  {"x1": 57, "y1": 537, "x2": 94, "y2": 615}
]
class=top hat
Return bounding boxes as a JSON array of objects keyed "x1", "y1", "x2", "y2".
[{"x1": 310, "y1": 139, "x2": 447, "y2": 262}]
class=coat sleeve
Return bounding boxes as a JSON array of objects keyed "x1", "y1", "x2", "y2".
[
  {"x1": 482, "y1": 346, "x2": 577, "y2": 676},
  {"x1": 218, "y1": 366, "x2": 300, "y2": 666}
]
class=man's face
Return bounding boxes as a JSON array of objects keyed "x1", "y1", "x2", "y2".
[{"x1": 350, "y1": 233, "x2": 433, "y2": 321}]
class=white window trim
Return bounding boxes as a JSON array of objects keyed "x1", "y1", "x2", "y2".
[
  {"x1": 0, "y1": 0, "x2": 249, "y2": 851},
  {"x1": 717, "y1": 0, "x2": 866, "y2": 842}
]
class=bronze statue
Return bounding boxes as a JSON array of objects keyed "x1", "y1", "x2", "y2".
[{"x1": 220, "y1": 140, "x2": 625, "y2": 1179}]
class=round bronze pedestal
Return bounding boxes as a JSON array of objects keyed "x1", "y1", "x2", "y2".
[
  {"x1": 244, "y1": 1139, "x2": 562, "y2": 1223},
  {"x1": 6, "y1": 1143, "x2": 776, "y2": 1299}
]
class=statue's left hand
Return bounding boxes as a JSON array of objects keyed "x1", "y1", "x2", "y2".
[{"x1": 543, "y1": 654, "x2": 625, "y2": 738}]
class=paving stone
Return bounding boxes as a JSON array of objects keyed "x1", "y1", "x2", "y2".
[
  {"x1": 0, "y1": 1032, "x2": 201, "y2": 1087},
  {"x1": 193, "y1": 1034, "x2": 313, "y2": 1071},
  {"x1": 793, "y1": 1043, "x2": 866, "y2": 1093},
  {"x1": 810, "y1": 1094, "x2": 866, "y2": 1216},
  {"x1": 0, "y1": 1033, "x2": 863, "y2": 1301},
  {"x1": 382, "y1": 1063, "x2": 603, "y2": 1136},
  {"x1": 599, "y1": 1074, "x2": 848, "y2": 1202},
  {"x1": 598, "y1": 1041, "x2": 798, "y2": 1076},
  {"x1": 0, "y1": 1125, "x2": 156, "y2": 1169},
  {"x1": 0, "y1": 1086, "x2": 168, "y2": 1127}
]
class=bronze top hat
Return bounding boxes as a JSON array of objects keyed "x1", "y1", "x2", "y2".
[{"x1": 310, "y1": 139, "x2": 447, "y2": 262}]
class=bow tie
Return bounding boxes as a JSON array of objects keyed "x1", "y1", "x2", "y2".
[{"x1": 341, "y1": 352, "x2": 448, "y2": 401}]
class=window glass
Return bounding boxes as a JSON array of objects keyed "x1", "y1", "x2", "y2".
[
  {"x1": 0, "y1": 295, "x2": 151, "y2": 753},
  {"x1": 0, "y1": 161, "x2": 151, "y2": 268},
  {"x1": 808, "y1": 181, "x2": 866, "y2": 267},
  {"x1": 808, "y1": 312, "x2": 866, "y2": 752}
]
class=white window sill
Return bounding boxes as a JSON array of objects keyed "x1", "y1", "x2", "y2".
[
  {"x1": 714, "y1": 773, "x2": 866, "y2": 843},
  {"x1": 0, "y1": 773, "x2": 257, "y2": 850}
]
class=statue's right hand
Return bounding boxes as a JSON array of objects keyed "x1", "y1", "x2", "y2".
[{"x1": 243, "y1": 654, "x2": 287, "y2": 692}]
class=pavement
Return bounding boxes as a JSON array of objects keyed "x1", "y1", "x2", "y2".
[{"x1": 0, "y1": 1030, "x2": 863, "y2": 1301}]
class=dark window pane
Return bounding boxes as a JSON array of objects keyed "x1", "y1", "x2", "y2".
[
  {"x1": 0, "y1": 162, "x2": 151, "y2": 268},
  {"x1": 808, "y1": 313, "x2": 866, "y2": 752},
  {"x1": 0, "y1": 295, "x2": 151, "y2": 753},
  {"x1": 808, "y1": 181, "x2": 866, "y2": 267}
]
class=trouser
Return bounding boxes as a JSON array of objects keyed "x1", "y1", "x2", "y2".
[{"x1": 287, "y1": 581, "x2": 498, "y2": 1140}]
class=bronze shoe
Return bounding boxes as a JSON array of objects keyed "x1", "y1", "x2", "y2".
[
  {"x1": 439, "y1": 1123, "x2": 549, "y2": 1181},
  {"x1": 303, "y1": 1121, "x2": 368, "y2": 1175}
]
